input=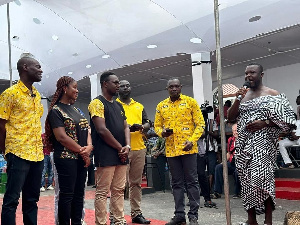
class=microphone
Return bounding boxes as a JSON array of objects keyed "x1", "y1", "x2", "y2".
[
  {"x1": 31, "y1": 94, "x2": 36, "y2": 97},
  {"x1": 237, "y1": 81, "x2": 251, "y2": 101}
]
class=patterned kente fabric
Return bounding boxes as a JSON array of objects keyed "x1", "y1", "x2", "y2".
[{"x1": 236, "y1": 94, "x2": 296, "y2": 213}]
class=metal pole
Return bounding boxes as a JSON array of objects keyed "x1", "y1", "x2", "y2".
[
  {"x1": 213, "y1": 1, "x2": 232, "y2": 224},
  {"x1": 7, "y1": 3, "x2": 13, "y2": 87}
]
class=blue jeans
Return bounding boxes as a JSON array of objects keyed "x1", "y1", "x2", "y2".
[
  {"x1": 1, "y1": 153, "x2": 44, "y2": 225},
  {"x1": 41, "y1": 154, "x2": 54, "y2": 188},
  {"x1": 168, "y1": 154, "x2": 200, "y2": 220},
  {"x1": 214, "y1": 161, "x2": 241, "y2": 195}
]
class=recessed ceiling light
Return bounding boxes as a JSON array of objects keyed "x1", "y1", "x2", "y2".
[
  {"x1": 86, "y1": 65, "x2": 92, "y2": 68},
  {"x1": 147, "y1": 45, "x2": 157, "y2": 49},
  {"x1": 190, "y1": 38, "x2": 202, "y2": 44},
  {"x1": 14, "y1": 0, "x2": 21, "y2": 6},
  {"x1": 177, "y1": 53, "x2": 186, "y2": 56},
  {"x1": 249, "y1": 15, "x2": 261, "y2": 22},
  {"x1": 12, "y1": 36, "x2": 19, "y2": 41},
  {"x1": 72, "y1": 53, "x2": 79, "y2": 57},
  {"x1": 102, "y1": 54, "x2": 110, "y2": 59},
  {"x1": 68, "y1": 72, "x2": 73, "y2": 75},
  {"x1": 33, "y1": 18, "x2": 41, "y2": 24},
  {"x1": 48, "y1": 49, "x2": 53, "y2": 54},
  {"x1": 38, "y1": 82, "x2": 42, "y2": 85},
  {"x1": 52, "y1": 35, "x2": 59, "y2": 41}
]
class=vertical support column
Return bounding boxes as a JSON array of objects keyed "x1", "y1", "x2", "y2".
[
  {"x1": 90, "y1": 73, "x2": 102, "y2": 100},
  {"x1": 191, "y1": 52, "x2": 213, "y2": 118}
]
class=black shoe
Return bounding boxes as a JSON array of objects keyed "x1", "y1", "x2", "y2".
[
  {"x1": 132, "y1": 214, "x2": 151, "y2": 224},
  {"x1": 165, "y1": 216, "x2": 186, "y2": 225},
  {"x1": 233, "y1": 194, "x2": 241, "y2": 199},
  {"x1": 204, "y1": 200, "x2": 217, "y2": 208},
  {"x1": 211, "y1": 192, "x2": 221, "y2": 199},
  {"x1": 189, "y1": 217, "x2": 199, "y2": 225}
]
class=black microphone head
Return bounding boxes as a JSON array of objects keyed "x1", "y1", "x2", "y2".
[{"x1": 243, "y1": 81, "x2": 251, "y2": 88}]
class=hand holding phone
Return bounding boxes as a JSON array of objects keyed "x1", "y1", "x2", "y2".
[
  {"x1": 130, "y1": 124, "x2": 143, "y2": 132},
  {"x1": 162, "y1": 128, "x2": 173, "y2": 137},
  {"x1": 165, "y1": 128, "x2": 173, "y2": 133}
]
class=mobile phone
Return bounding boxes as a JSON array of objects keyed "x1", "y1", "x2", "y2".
[
  {"x1": 166, "y1": 128, "x2": 173, "y2": 133},
  {"x1": 130, "y1": 124, "x2": 142, "y2": 132}
]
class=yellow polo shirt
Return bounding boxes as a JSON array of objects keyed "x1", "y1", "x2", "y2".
[
  {"x1": 117, "y1": 98, "x2": 146, "y2": 150},
  {"x1": 0, "y1": 80, "x2": 44, "y2": 161},
  {"x1": 154, "y1": 94, "x2": 205, "y2": 157}
]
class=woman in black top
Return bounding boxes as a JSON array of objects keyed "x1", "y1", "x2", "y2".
[{"x1": 45, "y1": 76, "x2": 92, "y2": 225}]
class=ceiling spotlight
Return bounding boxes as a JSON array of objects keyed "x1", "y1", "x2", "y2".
[
  {"x1": 249, "y1": 15, "x2": 261, "y2": 22},
  {"x1": 12, "y1": 36, "x2": 19, "y2": 41},
  {"x1": 33, "y1": 18, "x2": 41, "y2": 24},
  {"x1": 72, "y1": 53, "x2": 79, "y2": 57},
  {"x1": 190, "y1": 38, "x2": 202, "y2": 44},
  {"x1": 102, "y1": 54, "x2": 110, "y2": 59},
  {"x1": 52, "y1": 35, "x2": 59, "y2": 41},
  {"x1": 14, "y1": 0, "x2": 21, "y2": 6},
  {"x1": 147, "y1": 45, "x2": 157, "y2": 49},
  {"x1": 48, "y1": 49, "x2": 53, "y2": 54},
  {"x1": 86, "y1": 65, "x2": 92, "y2": 68},
  {"x1": 68, "y1": 72, "x2": 73, "y2": 75}
]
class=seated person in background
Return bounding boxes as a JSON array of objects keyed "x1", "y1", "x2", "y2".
[
  {"x1": 278, "y1": 119, "x2": 300, "y2": 169},
  {"x1": 211, "y1": 123, "x2": 241, "y2": 199}
]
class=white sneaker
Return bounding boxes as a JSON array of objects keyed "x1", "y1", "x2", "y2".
[
  {"x1": 47, "y1": 185, "x2": 54, "y2": 190},
  {"x1": 40, "y1": 187, "x2": 45, "y2": 192}
]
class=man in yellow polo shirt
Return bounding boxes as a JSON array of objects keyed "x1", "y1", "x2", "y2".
[
  {"x1": 154, "y1": 78, "x2": 205, "y2": 225},
  {"x1": 0, "y1": 57, "x2": 44, "y2": 225},
  {"x1": 117, "y1": 80, "x2": 151, "y2": 224}
]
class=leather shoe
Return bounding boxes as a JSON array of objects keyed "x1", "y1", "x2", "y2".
[{"x1": 132, "y1": 214, "x2": 151, "y2": 224}]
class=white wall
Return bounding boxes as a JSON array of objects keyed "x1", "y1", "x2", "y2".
[
  {"x1": 41, "y1": 99, "x2": 49, "y2": 133},
  {"x1": 264, "y1": 63, "x2": 300, "y2": 111}
]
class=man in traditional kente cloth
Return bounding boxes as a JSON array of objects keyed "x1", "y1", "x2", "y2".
[{"x1": 227, "y1": 63, "x2": 296, "y2": 225}]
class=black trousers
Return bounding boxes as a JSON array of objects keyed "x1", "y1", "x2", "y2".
[
  {"x1": 1, "y1": 153, "x2": 44, "y2": 225},
  {"x1": 196, "y1": 154, "x2": 211, "y2": 201},
  {"x1": 54, "y1": 156, "x2": 87, "y2": 225}
]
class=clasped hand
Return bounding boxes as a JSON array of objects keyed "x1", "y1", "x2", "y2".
[
  {"x1": 79, "y1": 145, "x2": 93, "y2": 167},
  {"x1": 118, "y1": 146, "x2": 130, "y2": 163}
]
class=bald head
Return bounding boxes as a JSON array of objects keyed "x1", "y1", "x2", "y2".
[
  {"x1": 167, "y1": 78, "x2": 181, "y2": 87},
  {"x1": 17, "y1": 57, "x2": 43, "y2": 84},
  {"x1": 17, "y1": 57, "x2": 38, "y2": 73}
]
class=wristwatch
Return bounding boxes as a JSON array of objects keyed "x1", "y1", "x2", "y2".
[{"x1": 125, "y1": 145, "x2": 131, "y2": 150}]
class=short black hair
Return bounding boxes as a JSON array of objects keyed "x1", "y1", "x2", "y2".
[
  {"x1": 167, "y1": 78, "x2": 181, "y2": 87},
  {"x1": 248, "y1": 62, "x2": 263, "y2": 73},
  {"x1": 100, "y1": 71, "x2": 115, "y2": 86}
]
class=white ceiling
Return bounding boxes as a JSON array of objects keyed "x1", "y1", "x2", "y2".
[{"x1": 0, "y1": 0, "x2": 300, "y2": 99}]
